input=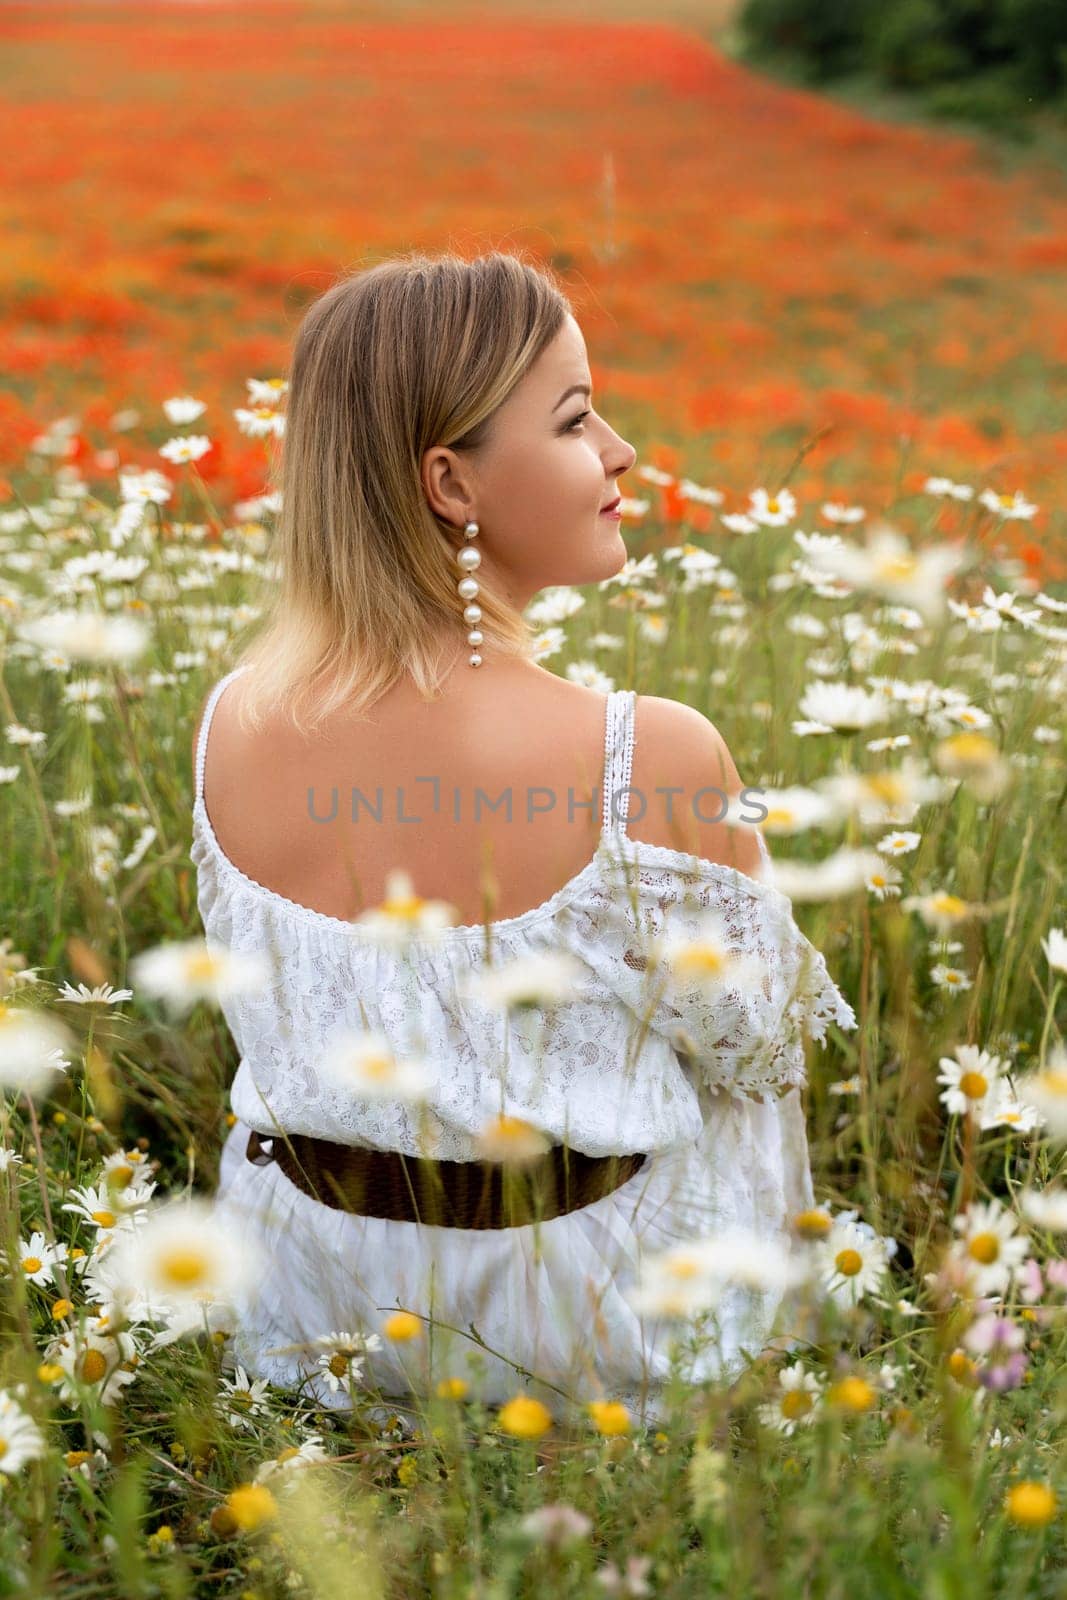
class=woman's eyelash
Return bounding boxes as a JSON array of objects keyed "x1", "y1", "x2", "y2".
[{"x1": 565, "y1": 410, "x2": 591, "y2": 431}]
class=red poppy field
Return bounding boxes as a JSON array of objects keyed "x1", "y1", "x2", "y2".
[{"x1": 3, "y1": 0, "x2": 1067, "y2": 580}]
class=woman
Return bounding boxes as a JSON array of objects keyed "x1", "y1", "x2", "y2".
[{"x1": 191, "y1": 250, "x2": 856, "y2": 1429}]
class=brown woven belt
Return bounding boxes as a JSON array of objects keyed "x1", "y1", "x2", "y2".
[{"x1": 244, "y1": 1127, "x2": 649, "y2": 1229}]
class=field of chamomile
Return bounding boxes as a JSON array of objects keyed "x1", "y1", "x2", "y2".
[{"x1": 2, "y1": 3, "x2": 1067, "y2": 1596}]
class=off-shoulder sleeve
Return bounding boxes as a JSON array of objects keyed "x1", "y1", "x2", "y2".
[{"x1": 573, "y1": 845, "x2": 858, "y2": 1102}]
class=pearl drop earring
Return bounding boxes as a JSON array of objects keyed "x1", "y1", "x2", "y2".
[{"x1": 457, "y1": 519, "x2": 483, "y2": 668}]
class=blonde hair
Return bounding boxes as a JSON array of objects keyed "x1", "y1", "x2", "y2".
[{"x1": 232, "y1": 248, "x2": 573, "y2": 736}]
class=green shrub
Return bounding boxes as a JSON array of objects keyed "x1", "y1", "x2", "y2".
[{"x1": 738, "y1": 0, "x2": 1067, "y2": 107}]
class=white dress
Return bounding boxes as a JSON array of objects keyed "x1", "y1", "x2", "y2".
[{"x1": 193, "y1": 666, "x2": 857, "y2": 1428}]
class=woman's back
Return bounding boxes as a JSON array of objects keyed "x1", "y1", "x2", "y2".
[{"x1": 193, "y1": 660, "x2": 764, "y2": 931}]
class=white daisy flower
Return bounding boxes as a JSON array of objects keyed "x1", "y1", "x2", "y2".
[
  {"x1": 937, "y1": 1044, "x2": 1009, "y2": 1118},
  {"x1": 1041, "y1": 928, "x2": 1067, "y2": 975},
  {"x1": 311, "y1": 1328, "x2": 383, "y2": 1394},
  {"x1": 696, "y1": 1227, "x2": 810, "y2": 1294},
  {"x1": 0, "y1": 1390, "x2": 48, "y2": 1478},
  {"x1": 757, "y1": 1360, "x2": 823, "y2": 1435},
  {"x1": 876, "y1": 830, "x2": 921, "y2": 855},
  {"x1": 253, "y1": 1433, "x2": 332, "y2": 1487},
  {"x1": 948, "y1": 1197, "x2": 1030, "y2": 1297},
  {"x1": 473, "y1": 1113, "x2": 553, "y2": 1166},
  {"x1": 104, "y1": 1195, "x2": 263, "y2": 1318},
  {"x1": 677, "y1": 479, "x2": 725, "y2": 507},
  {"x1": 978, "y1": 488, "x2": 1037, "y2": 521},
  {"x1": 922, "y1": 476, "x2": 974, "y2": 501},
  {"x1": 159, "y1": 434, "x2": 212, "y2": 464},
  {"x1": 462, "y1": 950, "x2": 587, "y2": 1012},
  {"x1": 721, "y1": 513, "x2": 760, "y2": 535},
  {"x1": 866, "y1": 862, "x2": 902, "y2": 901},
  {"x1": 317, "y1": 1028, "x2": 434, "y2": 1102},
  {"x1": 1015, "y1": 1046, "x2": 1067, "y2": 1137},
  {"x1": 8, "y1": 1229, "x2": 69, "y2": 1288},
  {"x1": 979, "y1": 1079, "x2": 1042, "y2": 1133},
  {"x1": 129, "y1": 937, "x2": 271, "y2": 1018},
  {"x1": 624, "y1": 1238, "x2": 721, "y2": 1319},
  {"x1": 731, "y1": 786, "x2": 839, "y2": 835},
  {"x1": 215, "y1": 1364, "x2": 273, "y2": 1432},
  {"x1": 821, "y1": 502, "x2": 866, "y2": 524},
  {"x1": 118, "y1": 468, "x2": 172, "y2": 506},
  {"x1": 233, "y1": 406, "x2": 285, "y2": 440},
  {"x1": 800, "y1": 522, "x2": 965, "y2": 622},
  {"x1": 902, "y1": 891, "x2": 977, "y2": 936},
  {"x1": 930, "y1": 963, "x2": 973, "y2": 993},
  {"x1": 246, "y1": 377, "x2": 289, "y2": 405},
  {"x1": 42, "y1": 1324, "x2": 142, "y2": 1407},
  {"x1": 162, "y1": 396, "x2": 207, "y2": 425},
  {"x1": 816, "y1": 1211, "x2": 896, "y2": 1308},
  {"x1": 0, "y1": 1003, "x2": 74, "y2": 1095},
  {"x1": 55, "y1": 982, "x2": 134, "y2": 1006},
  {"x1": 797, "y1": 682, "x2": 889, "y2": 733},
  {"x1": 767, "y1": 846, "x2": 884, "y2": 902},
  {"x1": 650, "y1": 908, "x2": 760, "y2": 998},
  {"x1": 18, "y1": 610, "x2": 150, "y2": 665},
  {"x1": 1019, "y1": 1187, "x2": 1067, "y2": 1231},
  {"x1": 353, "y1": 869, "x2": 458, "y2": 949},
  {"x1": 748, "y1": 487, "x2": 797, "y2": 527},
  {"x1": 60, "y1": 1177, "x2": 153, "y2": 1238}
]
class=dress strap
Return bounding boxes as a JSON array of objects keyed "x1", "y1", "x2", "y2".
[
  {"x1": 195, "y1": 664, "x2": 249, "y2": 806},
  {"x1": 601, "y1": 688, "x2": 637, "y2": 840}
]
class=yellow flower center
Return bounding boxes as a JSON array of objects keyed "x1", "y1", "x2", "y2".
[
  {"x1": 764, "y1": 808, "x2": 795, "y2": 828},
  {"x1": 767, "y1": 498, "x2": 780, "y2": 514},
  {"x1": 383, "y1": 893, "x2": 427, "y2": 922},
  {"x1": 79, "y1": 1348, "x2": 109, "y2": 1384},
  {"x1": 875, "y1": 555, "x2": 918, "y2": 582},
  {"x1": 185, "y1": 953, "x2": 222, "y2": 982},
  {"x1": 361, "y1": 1053, "x2": 394, "y2": 1080},
  {"x1": 835, "y1": 1248, "x2": 864, "y2": 1277},
  {"x1": 91, "y1": 1211, "x2": 117, "y2": 1228},
  {"x1": 958, "y1": 1072, "x2": 989, "y2": 1100},
  {"x1": 793, "y1": 1208, "x2": 832, "y2": 1238},
  {"x1": 22, "y1": 1257, "x2": 42, "y2": 1274},
  {"x1": 931, "y1": 894, "x2": 967, "y2": 918},
  {"x1": 968, "y1": 1231, "x2": 1000, "y2": 1265},
  {"x1": 942, "y1": 732, "x2": 996, "y2": 762},
  {"x1": 676, "y1": 946, "x2": 728, "y2": 979},
  {"x1": 159, "y1": 1247, "x2": 209, "y2": 1287},
  {"x1": 998, "y1": 493, "x2": 1015, "y2": 508},
  {"x1": 781, "y1": 1390, "x2": 813, "y2": 1420},
  {"x1": 669, "y1": 1255, "x2": 706, "y2": 1280},
  {"x1": 865, "y1": 773, "x2": 906, "y2": 804},
  {"x1": 1035, "y1": 1072, "x2": 1067, "y2": 1097}
]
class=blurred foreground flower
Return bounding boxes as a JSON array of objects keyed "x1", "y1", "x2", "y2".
[
  {"x1": 768, "y1": 847, "x2": 884, "y2": 902},
  {"x1": 354, "y1": 869, "x2": 458, "y2": 950},
  {"x1": 317, "y1": 1028, "x2": 434, "y2": 1101},
  {"x1": 17, "y1": 610, "x2": 150, "y2": 665},
  {"x1": 0, "y1": 1389, "x2": 50, "y2": 1481},
  {"x1": 129, "y1": 938, "x2": 270, "y2": 1018},
  {"x1": 0, "y1": 1003, "x2": 73, "y2": 1096},
  {"x1": 461, "y1": 950, "x2": 586, "y2": 1011},
  {"x1": 105, "y1": 1195, "x2": 262, "y2": 1321},
  {"x1": 799, "y1": 520, "x2": 965, "y2": 622}
]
